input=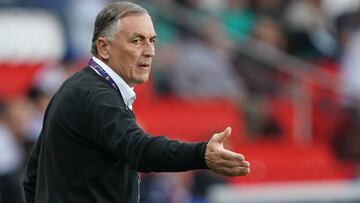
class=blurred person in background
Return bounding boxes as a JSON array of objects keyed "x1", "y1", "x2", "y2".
[
  {"x1": 31, "y1": 61, "x2": 70, "y2": 97},
  {"x1": 329, "y1": 6, "x2": 360, "y2": 171},
  {"x1": 232, "y1": 15, "x2": 286, "y2": 137},
  {"x1": 336, "y1": 26, "x2": 360, "y2": 166},
  {"x1": 283, "y1": 0, "x2": 338, "y2": 60},
  {"x1": 217, "y1": 0, "x2": 255, "y2": 42},
  {"x1": 21, "y1": 57, "x2": 82, "y2": 154},
  {"x1": 140, "y1": 170, "x2": 224, "y2": 203},
  {"x1": 23, "y1": 87, "x2": 51, "y2": 155},
  {"x1": 0, "y1": 101, "x2": 25, "y2": 203},
  {"x1": 167, "y1": 17, "x2": 246, "y2": 105},
  {"x1": 140, "y1": 172, "x2": 193, "y2": 203},
  {"x1": 23, "y1": 2, "x2": 250, "y2": 203}
]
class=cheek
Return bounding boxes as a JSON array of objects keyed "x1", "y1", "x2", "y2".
[
  {"x1": 117, "y1": 54, "x2": 137, "y2": 73},
  {"x1": 113, "y1": 46, "x2": 138, "y2": 61}
]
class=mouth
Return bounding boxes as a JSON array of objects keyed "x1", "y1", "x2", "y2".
[{"x1": 137, "y1": 64, "x2": 151, "y2": 70}]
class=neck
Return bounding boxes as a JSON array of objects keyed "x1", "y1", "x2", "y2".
[{"x1": 93, "y1": 55, "x2": 135, "y2": 88}]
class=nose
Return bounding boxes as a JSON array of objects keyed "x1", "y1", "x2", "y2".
[{"x1": 143, "y1": 42, "x2": 155, "y2": 57}]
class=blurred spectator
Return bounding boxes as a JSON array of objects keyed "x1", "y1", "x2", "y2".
[
  {"x1": 23, "y1": 57, "x2": 78, "y2": 152},
  {"x1": 141, "y1": 171, "x2": 225, "y2": 203},
  {"x1": 141, "y1": 173, "x2": 193, "y2": 203},
  {"x1": 322, "y1": 0, "x2": 360, "y2": 20},
  {"x1": 252, "y1": 16, "x2": 287, "y2": 49},
  {"x1": 231, "y1": 16, "x2": 286, "y2": 137},
  {"x1": 335, "y1": 28, "x2": 360, "y2": 162},
  {"x1": 167, "y1": 17, "x2": 245, "y2": 105},
  {"x1": 3, "y1": 98, "x2": 30, "y2": 142},
  {"x1": 335, "y1": 7, "x2": 360, "y2": 53},
  {"x1": 0, "y1": 101, "x2": 24, "y2": 203},
  {"x1": 23, "y1": 86, "x2": 51, "y2": 154},
  {"x1": 143, "y1": 1, "x2": 180, "y2": 46},
  {"x1": 340, "y1": 27, "x2": 360, "y2": 108},
  {"x1": 232, "y1": 15, "x2": 287, "y2": 96},
  {"x1": 32, "y1": 60, "x2": 73, "y2": 96},
  {"x1": 218, "y1": 0, "x2": 255, "y2": 42},
  {"x1": 283, "y1": 0, "x2": 338, "y2": 60},
  {"x1": 190, "y1": 171, "x2": 225, "y2": 203}
]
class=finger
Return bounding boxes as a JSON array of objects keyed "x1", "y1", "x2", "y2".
[
  {"x1": 220, "y1": 149, "x2": 245, "y2": 162},
  {"x1": 242, "y1": 161, "x2": 250, "y2": 167},
  {"x1": 235, "y1": 166, "x2": 251, "y2": 176},
  {"x1": 210, "y1": 127, "x2": 232, "y2": 144},
  {"x1": 218, "y1": 159, "x2": 250, "y2": 168},
  {"x1": 219, "y1": 166, "x2": 250, "y2": 176}
]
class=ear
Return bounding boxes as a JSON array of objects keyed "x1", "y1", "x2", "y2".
[{"x1": 96, "y1": 37, "x2": 110, "y2": 60}]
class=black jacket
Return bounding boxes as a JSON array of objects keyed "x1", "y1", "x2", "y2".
[{"x1": 23, "y1": 67, "x2": 208, "y2": 203}]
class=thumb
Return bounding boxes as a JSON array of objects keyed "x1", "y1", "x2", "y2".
[{"x1": 211, "y1": 127, "x2": 232, "y2": 144}]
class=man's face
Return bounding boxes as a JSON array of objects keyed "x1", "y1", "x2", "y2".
[{"x1": 106, "y1": 13, "x2": 156, "y2": 86}]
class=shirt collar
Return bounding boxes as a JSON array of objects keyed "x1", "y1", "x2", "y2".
[{"x1": 92, "y1": 56, "x2": 136, "y2": 110}]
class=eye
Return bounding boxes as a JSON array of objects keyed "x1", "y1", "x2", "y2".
[
  {"x1": 150, "y1": 38, "x2": 156, "y2": 44},
  {"x1": 132, "y1": 38, "x2": 142, "y2": 45}
]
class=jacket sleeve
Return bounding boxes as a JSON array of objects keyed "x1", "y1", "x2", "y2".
[
  {"x1": 88, "y1": 86, "x2": 209, "y2": 172},
  {"x1": 23, "y1": 130, "x2": 42, "y2": 203}
]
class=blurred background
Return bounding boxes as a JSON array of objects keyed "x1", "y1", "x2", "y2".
[{"x1": 1, "y1": 0, "x2": 360, "y2": 202}]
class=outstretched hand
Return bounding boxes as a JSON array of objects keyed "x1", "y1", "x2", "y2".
[{"x1": 205, "y1": 127, "x2": 250, "y2": 176}]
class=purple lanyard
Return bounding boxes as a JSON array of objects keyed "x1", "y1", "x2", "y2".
[{"x1": 88, "y1": 58, "x2": 121, "y2": 95}]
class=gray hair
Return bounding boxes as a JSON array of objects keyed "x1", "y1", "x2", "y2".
[{"x1": 91, "y1": 1, "x2": 148, "y2": 55}]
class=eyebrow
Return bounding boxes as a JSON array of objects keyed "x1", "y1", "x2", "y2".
[{"x1": 130, "y1": 33, "x2": 157, "y2": 39}]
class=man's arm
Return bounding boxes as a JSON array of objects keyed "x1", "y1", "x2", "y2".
[
  {"x1": 137, "y1": 126, "x2": 251, "y2": 176},
  {"x1": 89, "y1": 87, "x2": 250, "y2": 176}
]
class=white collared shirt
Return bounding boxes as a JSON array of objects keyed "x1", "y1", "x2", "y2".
[{"x1": 92, "y1": 56, "x2": 136, "y2": 110}]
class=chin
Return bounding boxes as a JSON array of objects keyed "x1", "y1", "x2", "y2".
[{"x1": 133, "y1": 76, "x2": 149, "y2": 85}]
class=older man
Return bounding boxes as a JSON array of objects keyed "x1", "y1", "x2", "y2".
[{"x1": 23, "y1": 2, "x2": 250, "y2": 202}]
